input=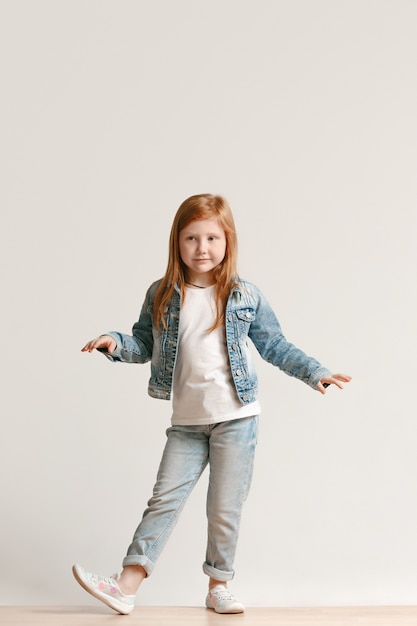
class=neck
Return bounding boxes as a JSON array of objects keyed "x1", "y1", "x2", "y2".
[{"x1": 186, "y1": 280, "x2": 211, "y2": 289}]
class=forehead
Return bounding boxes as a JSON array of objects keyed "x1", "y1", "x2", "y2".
[{"x1": 181, "y1": 218, "x2": 224, "y2": 234}]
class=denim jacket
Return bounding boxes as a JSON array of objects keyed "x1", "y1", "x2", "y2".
[{"x1": 102, "y1": 279, "x2": 331, "y2": 404}]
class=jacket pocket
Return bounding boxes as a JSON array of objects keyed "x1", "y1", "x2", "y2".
[
  {"x1": 235, "y1": 308, "x2": 256, "y2": 322},
  {"x1": 234, "y1": 308, "x2": 256, "y2": 339}
]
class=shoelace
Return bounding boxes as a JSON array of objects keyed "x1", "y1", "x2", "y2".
[
  {"x1": 211, "y1": 588, "x2": 235, "y2": 601},
  {"x1": 91, "y1": 573, "x2": 117, "y2": 588}
]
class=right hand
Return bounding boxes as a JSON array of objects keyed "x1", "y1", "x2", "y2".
[{"x1": 81, "y1": 335, "x2": 117, "y2": 354}]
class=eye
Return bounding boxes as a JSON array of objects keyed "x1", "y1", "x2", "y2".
[{"x1": 208, "y1": 236, "x2": 217, "y2": 241}]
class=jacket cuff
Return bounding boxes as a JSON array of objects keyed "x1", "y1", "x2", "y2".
[{"x1": 308, "y1": 367, "x2": 332, "y2": 390}]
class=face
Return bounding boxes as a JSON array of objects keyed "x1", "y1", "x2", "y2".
[{"x1": 179, "y1": 218, "x2": 227, "y2": 285}]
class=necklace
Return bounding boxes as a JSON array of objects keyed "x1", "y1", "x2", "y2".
[{"x1": 186, "y1": 281, "x2": 207, "y2": 289}]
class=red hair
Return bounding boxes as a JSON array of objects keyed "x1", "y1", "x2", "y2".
[{"x1": 154, "y1": 194, "x2": 239, "y2": 331}]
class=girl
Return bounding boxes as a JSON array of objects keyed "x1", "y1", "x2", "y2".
[{"x1": 73, "y1": 193, "x2": 351, "y2": 615}]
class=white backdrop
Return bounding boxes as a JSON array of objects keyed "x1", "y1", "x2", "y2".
[{"x1": 1, "y1": 0, "x2": 416, "y2": 608}]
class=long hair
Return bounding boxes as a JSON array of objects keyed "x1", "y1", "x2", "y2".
[{"x1": 153, "y1": 194, "x2": 239, "y2": 331}]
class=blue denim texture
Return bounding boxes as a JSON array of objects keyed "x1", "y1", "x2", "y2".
[
  {"x1": 122, "y1": 416, "x2": 259, "y2": 580},
  {"x1": 100, "y1": 280, "x2": 331, "y2": 579},
  {"x1": 103, "y1": 279, "x2": 331, "y2": 402}
]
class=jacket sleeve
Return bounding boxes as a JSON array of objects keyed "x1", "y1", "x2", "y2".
[
  {"x1": 248, "y1": 286, "x2": 331, "y2": 389},
  {"x1": 98, "y1": 286, "x2": 154, "y2": 364}
]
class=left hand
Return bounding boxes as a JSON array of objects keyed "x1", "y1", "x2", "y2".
[{"x1": 317, "y1": 373, "x2": 352, "y2": 395}]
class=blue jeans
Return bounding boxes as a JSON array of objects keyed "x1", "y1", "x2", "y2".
[{"x1": 122, "y1": 416, "x2": 259, "y2": 581}]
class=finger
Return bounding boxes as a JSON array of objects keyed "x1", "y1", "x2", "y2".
[
  {"x1": 320, "y1": 377, "x2": 344, "y2": 391},
  {"x1": 81, "y1": 338, "x2": 101, "y2": 352},
  {"x1": 332, "y1": 374, "x2": 352, "y2": 384},
  {"x1": 323, "y1": 374, "x2": 352, "y2": 385},
  {"x1": 317, "y1": 382, "x2": 327, "y2": 395}
]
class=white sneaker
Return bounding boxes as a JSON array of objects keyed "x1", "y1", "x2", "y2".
[
  {"x1": 206, "y1": 584, "x2": 245, "y2": 613},
  {"x1": 72, "y1": 564, "x2": 135, "y2": 615}
]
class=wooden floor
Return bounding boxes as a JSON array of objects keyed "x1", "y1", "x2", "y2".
[{"x1": 1, "y1": 606, "x2": 417, "y2": 626}]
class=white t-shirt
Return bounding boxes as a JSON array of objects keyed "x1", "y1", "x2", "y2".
[{"x1": 171, "y1": 285, "x2": 260, "y2": 425}]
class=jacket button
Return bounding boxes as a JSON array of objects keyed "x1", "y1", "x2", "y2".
[
  {"x1": 232, "y1": 343, "x2": 237, "y2": 350},
  {"x1": 236, "y1": 369, "x2": 242, "y2": 376},
  {"x1": 242, "y1": 394, "x2": 248, "y2": 401},
  {"x1": 228, "y1": 314, "x2": 233, "y2": 322},
  {"x1": 246, "y1": 311, "x2": 251, "y2": 318}
]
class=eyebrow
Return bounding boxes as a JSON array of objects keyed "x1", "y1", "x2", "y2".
[{"x1": 182, "y1": 230, "x2": 222, "y2": 236}]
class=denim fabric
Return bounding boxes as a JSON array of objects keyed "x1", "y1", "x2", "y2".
[
  {"x1": 122, "y1": 416, "x2": 259, "y2": 580},
  {"x1": 103, "y1": 280, "x2": 331, "y2": 402}
]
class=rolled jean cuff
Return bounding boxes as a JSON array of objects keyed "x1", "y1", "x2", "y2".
[
  {"x1": 122, "y1": 555, "x2": 154, "y2": 577},
  {"x1": 203, "y1": 561, "x2": 234, "y2": 581}
]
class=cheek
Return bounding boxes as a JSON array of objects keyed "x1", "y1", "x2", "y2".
[
  {"x1": 179, "y1": 241, "x2": 196, "y2": 266},
  {"x1": 178, "y1": 241, "x2": 188, "y2": 261},
  {"x1": 219, "y1": 242, "x2": 227, "y2": 259}
]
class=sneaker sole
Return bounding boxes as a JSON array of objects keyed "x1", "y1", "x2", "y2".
[
  {"x1": 72, "y1": 565, "x2": 134, "y2": 615},
  {"x1": 206, "y1": 599, "x2": 245, "y2": 614}
]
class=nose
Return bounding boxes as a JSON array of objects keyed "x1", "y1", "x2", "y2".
[{"x1": 196, "y1": 239, "x2": 207, "y2": 255}]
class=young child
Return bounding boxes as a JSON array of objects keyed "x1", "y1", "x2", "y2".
[{"x1": 73, "y1": 193, "x2": 351, "y2": 615}]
